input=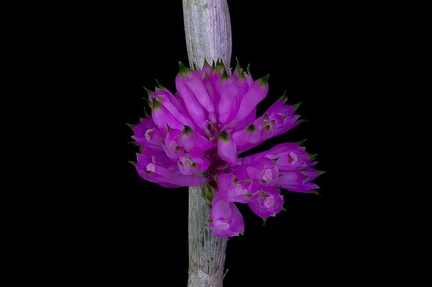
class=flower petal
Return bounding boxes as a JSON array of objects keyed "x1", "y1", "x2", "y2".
[
  {"x1": 217, "y1": 74, "x2": 241, "y2": 126},
  {"x1": 175, "y1": 65, "x2": 208, "y2": 129},
  {"x1": 230, "y1": 75, "x2": 269, "y2": 126},
  {"x1": 217, "y1": 131, "x2": 238, "y2": 166},
  {"x1": 178, "y1": 125, "x2": 213, "y2": 154}
]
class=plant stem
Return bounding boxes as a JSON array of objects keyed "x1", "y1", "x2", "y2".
[
  {"x1": 182, "y1": 1, "x2": 232, "y2": 286},
  {"x1": 188, "y1": 187, "x2": 228, "y2": 287},
  {"x1": 182, "y1": 0, "x2": 232, "y2": 68}
]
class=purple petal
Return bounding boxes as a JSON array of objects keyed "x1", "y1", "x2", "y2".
[
  {"x1": 235, "y1": 70, "x2": 254, "y2": 97},
  {"x1": 217, "y1": 75, "x2": 241, "y2": 126},
  {"x1": 231, "y1": 106, "x2": 257, "y2": 133},
  {"x1": 217, "y1": 131, "x2": 238, "y2": 167},
  {"x1": 277, "y1": 170, "x2": 319, "y2": 193},
  {"x1": 175, "y1": 71, "x2": 208, "y2": 129},
  {"x1": 232, "y1": 124, "x2": 261, "y2": 151},
  {"x1": 132, "y1": 117, "x2": 164, "y2": 151},
  {"x1": 184, "y1": 69, "x2": 216, "y2": 114},
  {"x1": 230, "y1": 75, "x2": 269, "y2": 126},
  {"x1": 151, "y1": 98, "x2": 185, "y2": 132},
  {"x1": 151, "y1": 88, "x2": 198, "y2": 130},
  {"x1": 203, "y1": 71, "x2": 221, "y2": 116},
  {"x1": 210, "y1": 194, "x2": 244, "y2": 238},
  {"x1": 178, "y1": 126, "x2": 213, "y2": 154}
]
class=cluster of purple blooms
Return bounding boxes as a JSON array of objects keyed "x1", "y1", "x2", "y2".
[{"x1": 130, "y1": 60, "x2": 322, "y2": 238}]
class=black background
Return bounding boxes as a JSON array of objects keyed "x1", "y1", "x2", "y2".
[{"x1": 1, "y1": 1, "x2": 431, "y2": 286}]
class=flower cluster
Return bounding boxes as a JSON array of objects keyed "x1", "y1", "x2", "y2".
[{"x1": 130, "y1": 60, "x2": 322, "y2": 238}]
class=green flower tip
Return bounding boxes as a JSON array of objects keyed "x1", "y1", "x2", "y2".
[
  {"x1": 143, "y1": 108, "x2": 150, "y2": 118},
  {"x1": 297, "y1": 119, "x2": 309, "y2": 125},
  {"x1": 219, "y1": 130, "x2": 229, "y2": 142},
  {"x1": 216, "y1": 59, "x2": 225, "y2": 68},
  {"x1": 309, "y1": 153, "x2": 318, "y2": 161},
  {"x1": 234, "y1": 57, "x2": 242, "y2": 72},
  {"x1": 126, "y1": 122, "x2": 135, "y2": 130},
  {"x1": 128, "y1": 160, "x2": 136, "y2": 167},
  {"x1": 182, "y1": 125, "x2": 193, "y2": 135},
  {"x1": 221, "y1": 69, "x2": 230, "y2": 81},
  {"x1": 143, "y1": 97, "x2": 153, "y2": 109},
  {"x1": 293, "y1": 101, "x2": 302, "y2": 111},
  {"x1": 155, "y1": 79, "x2": 165, "y2": 89},
  {"x1": 259, "y1": 74, "x2": 270, "y2": 86},
  {"x1": 211, "y1": 59, "x2": 226, "y2": 73},
  {"x1": 311, "y1": 190, "x2": 322, "y2": 196},
  {"x1": 152, "y1": 99, "x2": 161, "y2": 110},
  {"x1": 143, "y1": 86, "x2": 153, "y2": 97},
  {"x1": 246, "y1": 124, "x2": 256, "y2": 132},
  {"x1": 278, "y1": 90, "x2": 287, "y2": 101},
  {"x1": 246, "y1": 63, "x2": 251, "y2": 75},
  {"x1": 178, "y1": 61, "x2": 190, "y2": 75},
  {"x1": 296, "y1": 138, "x2": 307, "y2": 145},
  {"x1": 203, "y1": 58, "x2": 211, "y2": 68},
  {"x1": 317, "y1": 170, "x2": 327, "y2": 176}
]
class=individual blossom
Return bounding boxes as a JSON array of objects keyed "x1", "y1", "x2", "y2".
[
  {"x1": 129, "y1": 59, "x2": 323, "y2": 238},
  {"x1": 209, "y1": 192, "x2": 245, "y2": 238}
]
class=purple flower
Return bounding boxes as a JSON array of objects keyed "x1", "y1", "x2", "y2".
[
  {"x1": 248, "y1": 186, "x2": 284, "y2": 219},
  {"x1": 209, "y1": 193, "x2": 245, "y2": 238},
  {"x1": 130, "y1": 60, "x2": 323, "y2": 237}
]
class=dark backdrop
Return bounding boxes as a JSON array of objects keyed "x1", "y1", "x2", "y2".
[{"x1": 1, "y1": 1, "x2": 431, "y2": 286}]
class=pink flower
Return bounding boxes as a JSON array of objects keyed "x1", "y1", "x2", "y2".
[{"x1": 130, "y1": 60, "x2": 323, "y2": 237}]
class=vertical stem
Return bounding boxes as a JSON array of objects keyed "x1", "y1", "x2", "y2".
[
  {"x1": 183, "y1": 1, "x2": 232, "y2": 286},
  {"x1": 183, "y1": 0, "x2": 232, "y2": 68},
  {"x1": 188, "y1": 187, "x2": 228, "y2": 287}
]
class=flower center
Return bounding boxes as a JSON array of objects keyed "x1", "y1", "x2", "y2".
[
  {"x1": 263, "y1": 196, "x2": 275, "y2": 208},
  {"x1": 146, "y1": 163, "x2": 156, "y2": 172},
  {"x1": 234, "y1": 184, "x2": 248, "y2": 196},
  {"x1": 261, "y1": 168, "x2": 274, "y2": 182},
  {"x1": 213, "y1": 219, "x2": 230, "y2": 230},
  {"x1": 288, "y1": 151, "x2": 298, "y2": 165},
  {"x1": 145, "y1": 129, "x2": 154, "y2": 141}
]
